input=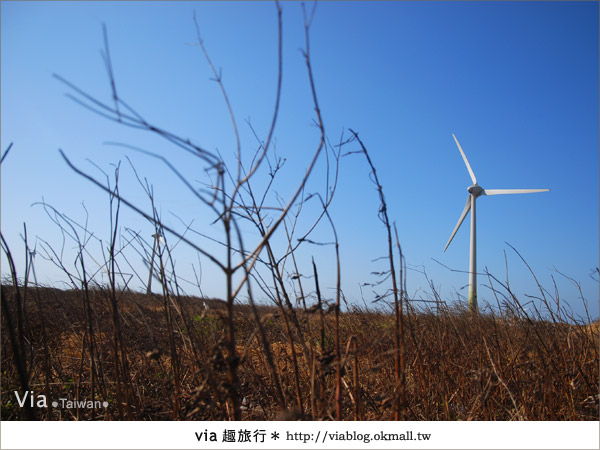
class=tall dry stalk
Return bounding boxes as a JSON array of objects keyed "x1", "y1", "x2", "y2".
[
  {"x1": 348, "y1": 129, "x2": 405, "y2": 420},
  {"x1": 1, "y1": 235, "x2": 35, "y2": 420}
]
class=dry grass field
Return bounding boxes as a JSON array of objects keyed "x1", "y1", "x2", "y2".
[{"x1": 2, "y1": 284, "x2": 598, "y2": 420}]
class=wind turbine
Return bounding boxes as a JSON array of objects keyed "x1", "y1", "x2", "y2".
[
  {"x1": 146, "y1": 230, "x2": 165, "y2": 295},
  {"x1": 443, "y1": 134, "x2": 549, "y2": 312}
]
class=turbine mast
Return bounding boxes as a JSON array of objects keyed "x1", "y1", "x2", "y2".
[
  {"x1": 468, "y1": 194, "x2": 477, "y2": 311},
  {"x1": 146, "y1": 232, "x2": 160, "y2": 295}
]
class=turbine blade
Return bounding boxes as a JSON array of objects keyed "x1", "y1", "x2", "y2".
[
  {"x1": 452, "y1": 134, "x2": 477, "y2": 185},
  {"x1": 483, "y1": 188, "x2": 550, "y2": 196},
  {"x1": 444, "y1": 196, "x2": 471, "y2": 252}
]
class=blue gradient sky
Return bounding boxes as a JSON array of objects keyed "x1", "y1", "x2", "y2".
[{"x1": 2, "y1": 1, "x2": 598, "y2": 320}]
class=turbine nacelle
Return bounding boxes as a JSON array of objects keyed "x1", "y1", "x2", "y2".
[{"x1": 467, "y1": 184, "x2": 484, "y2": 197}]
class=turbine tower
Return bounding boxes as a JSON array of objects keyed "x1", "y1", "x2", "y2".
[{"x1": 444, "y1": 134, "x2": 549, "y2": 312}]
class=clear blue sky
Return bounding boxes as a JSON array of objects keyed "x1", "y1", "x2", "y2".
[{"x1": 2, "y1": 1, "x2": 598, "y2": 320}]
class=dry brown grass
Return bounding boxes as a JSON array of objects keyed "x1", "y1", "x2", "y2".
[{"x1": 1, "y1": 285, "x2": 598, "y2": 421}]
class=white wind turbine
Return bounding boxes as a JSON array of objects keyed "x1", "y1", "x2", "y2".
[{"x1": 443, "y1": 134, "x2": 549, "y2": 312}]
